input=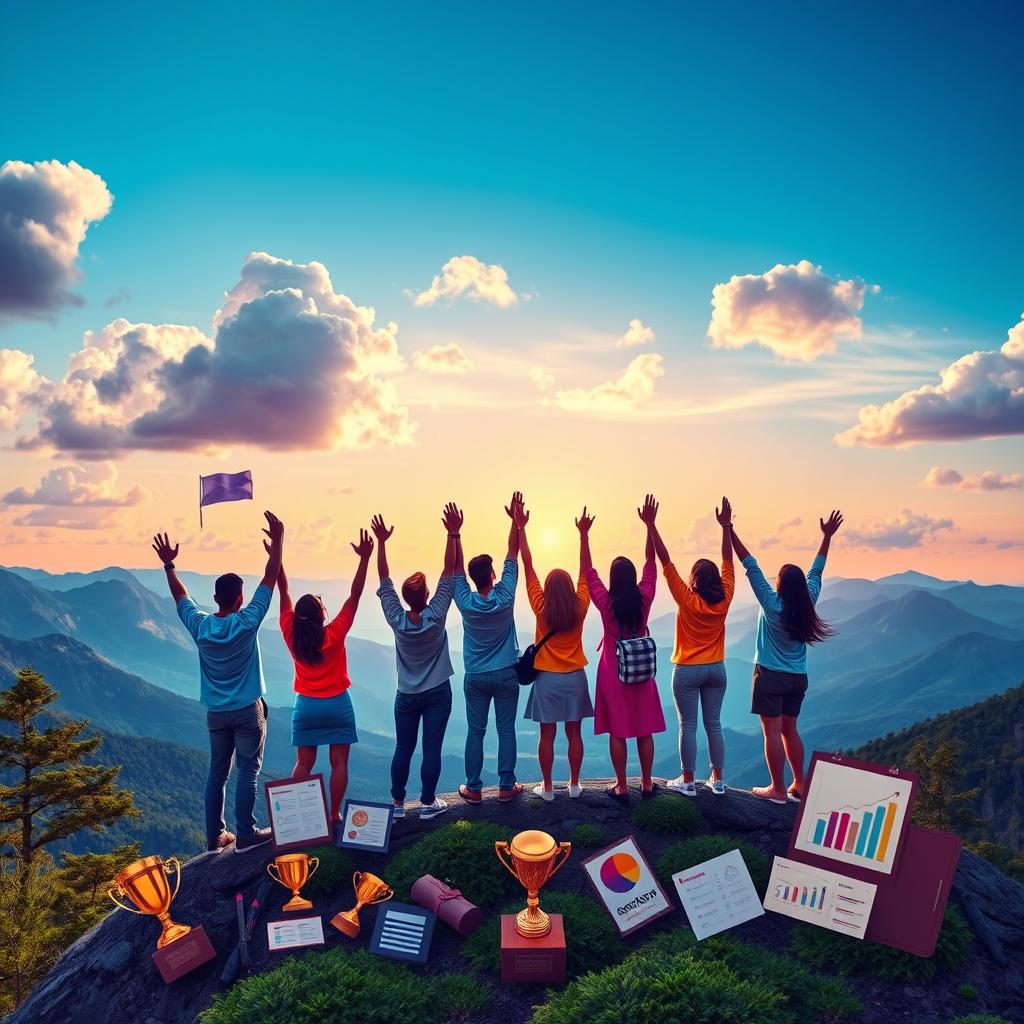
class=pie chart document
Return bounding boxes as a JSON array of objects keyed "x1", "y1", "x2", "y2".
[{"x1": 671, "y1": 848, "x2": 765, "y2": 940}]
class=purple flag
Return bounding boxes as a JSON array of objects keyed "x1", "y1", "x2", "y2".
[{"x1": 199, "y1": 471, "x2": 253, "y2": 526}]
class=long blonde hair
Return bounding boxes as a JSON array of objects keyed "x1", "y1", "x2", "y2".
[{"x1": 543, "y1": 569, "x2": 579, "y2": 634}]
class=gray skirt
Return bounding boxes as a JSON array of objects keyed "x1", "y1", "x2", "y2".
[{"x1": 524, "y1": 669, "x2": 594, "y2": 724}]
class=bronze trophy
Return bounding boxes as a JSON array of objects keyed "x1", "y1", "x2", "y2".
[
  {"x1": 331, "y1": 871, "x2": 393, "y2": 937},
  {"x1": 267, "y1": 852, "x2": 319, "y2": 912},
  {"x1": 108, "y1": 855, "x2": 191, "y2": 948},
  {"x1": 495, "y1": 829, "x2": 571, "y2": 938}
]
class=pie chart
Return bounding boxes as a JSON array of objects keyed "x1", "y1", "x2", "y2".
[{"x1": 600, "y1": 852, "x2": 641, "y2": 893}]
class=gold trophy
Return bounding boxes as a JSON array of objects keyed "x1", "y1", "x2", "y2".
[
  {"x1": 331, "y1": 871, "x2": 393, "y2": 938},
  {"x1": 495, "y1": 829, "x2": 571, "y2": 938},
  {"x1": 108, "y1": 855, "x2": 191, "y2": 949},
  {"x1": 267, "y1": 853, "x2": 320, "y2": 912}
]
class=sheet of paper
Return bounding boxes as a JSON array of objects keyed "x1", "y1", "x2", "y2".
[
  {"x1": 671, "y1": 848, "x2": 765, "y2": 940},
  {"x1": 581, "y1": 836, "x2": 673, "y2": 936},
  {"x1": 342, "y1": 802, "x2": 391, "y2": 850},
  {"x1": 764, "y1": 856, "x2": 877, "y2": 939},
  {"x1": 268, "y1": 778, "x2": 328, "y2": 847},
  {"x1": 267, "y1": 915, "x2": 325, "y2": 951}
]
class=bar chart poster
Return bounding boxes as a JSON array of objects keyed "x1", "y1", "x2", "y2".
[
  {"x1": 764, "y1": 857, "x2": 877, "y2": 939},
  {"x1": 794, "y1": 759, "x2": 914, "y2": 875}
]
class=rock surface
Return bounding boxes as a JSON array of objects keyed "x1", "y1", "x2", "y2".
[{"x1": 7, "y1": 778, "x2": 1024, "y2": 1024}]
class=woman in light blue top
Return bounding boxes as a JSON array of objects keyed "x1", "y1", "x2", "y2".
[{"x1": 729, "y1": 511, "x2": 843, "y2": 805}]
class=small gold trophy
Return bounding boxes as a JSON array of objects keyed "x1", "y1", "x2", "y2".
[
  {"x1": 108, "y1": 855, "x2": 191, "y2": 949},
  {"x1": 267, "y1": 852, "x2": 320, "y2": 912},
  {"x1": 495, "y1": 829, "x2": 571, "y2": 938},
  {"x1": 331, "y1": 871, "x2": 393, "y2": 938}
]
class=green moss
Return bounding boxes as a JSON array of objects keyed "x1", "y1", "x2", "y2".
[
  {"x1": 568, "y1": 823, "x2": 604, "y2": 848},
  {"x1": 300, "y1": 844, "x2": 355, "y2": 902},
  {"x1": 631, "y1": 793, "x2": 702, "y2": 836},
  {"x1": 946, "y1": 1017, "x2": 1014, "y2": 1024},
  {"x1": 434, "y1": 972, "x2": 493, "y2": 1021},
  {"x1": 462, "y1": 891, "x2": 620, "y2": 979},
  {"x1": 385, "y1": 819, "x2": 515, "y2": 907},
  {"x1": 957, "y1": 984, "x2": 979, "y2": 1001},
  {"x1": 791, "y1": 905, "x2": 971, "y2": 981},
  {"x1": 655, "y1": 834, "x2": 770, "y2": 892}
]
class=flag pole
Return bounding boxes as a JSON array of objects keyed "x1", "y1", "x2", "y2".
[{"x1": 199, "y1": 475, "x2": 203, "y2": 530}]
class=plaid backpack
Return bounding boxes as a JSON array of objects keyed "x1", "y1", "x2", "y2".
[{"x1": 615, "y1": 625, "x2": 657, "y2": 685}]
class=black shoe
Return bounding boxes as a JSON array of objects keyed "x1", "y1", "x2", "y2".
[{"x1": 235, "y1": 827, "x2": 273, "y2": 852}]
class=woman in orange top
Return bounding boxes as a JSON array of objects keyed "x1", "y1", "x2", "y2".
[
  {"x1": 516, "y1": 501, "x2": 592, "y2": 802},
  {"x1": 649, "y1": 498, "x2": 735, "y2": 797},
  {"x1": 273, "y1": 528, "x2": 374, "y2": 825}
]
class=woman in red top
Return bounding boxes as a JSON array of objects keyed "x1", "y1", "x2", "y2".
[{"x1": 273, "y1": 529, "x2": 373, "y2": 824}]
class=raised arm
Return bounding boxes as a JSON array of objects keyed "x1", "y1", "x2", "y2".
[
  {"x1": 717, "y1": 496, "x2": 734, "y2": 564},
  {"x1": 637, "y1": 494, "x2": 658, "y2": 564},
  {"x1": 348, "y1": 528, "x2": 374, "y2": 609},
  {"x1": 152, "y1": 533, "x2": 187, "y2": 603},
  {"x1": 514, "y1": 500, "x2": 535, "y2": 583},
  {"x1": 442, "y1": 502, "x2": 462, "y2": 577},
  {"x1": 728, "y1": 522, "x2": 751, "y2": 563},
  {"x1": 371, "y1": 514, "x2": 393, "y2": 581},
  {"x1": 265, "y1": 540, "x2": 293, "y2": 612},
  {"x1": 576, "y1": 505, "x2": 595, "y2": 575},
  {"x1": 259, "y1": 511, "x2": 284, "y2": 590},
  {"x1": 504, "y1": 490, "x2": 523, "y2": 561},
  {"x1": 817, "y1": 510, "x2": 844, "y2": 561}
]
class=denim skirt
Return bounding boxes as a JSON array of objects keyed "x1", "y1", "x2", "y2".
[{"x1": 291, "y1": 690, "x2": 358, "y2": 747}]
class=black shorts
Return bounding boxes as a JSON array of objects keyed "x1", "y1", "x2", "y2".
[{"x1": 751, "y1": 664, "x2": 808, "y2": 718}]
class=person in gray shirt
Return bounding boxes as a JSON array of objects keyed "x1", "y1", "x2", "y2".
[{"x1": 373, "y1": 505, "x2": 459, "y2": 820}]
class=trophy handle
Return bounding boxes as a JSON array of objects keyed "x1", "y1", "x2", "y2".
[
  {"x1": 352, "y1": 871, "x2": 363, "y2": 890},
  {"x1": 163, "y1": 856, "x2": 182, "y2": 904},
  {"x1": 307, "y1": 857, "x2": 319, "y2": 880},
  {"x1": 548, "y1": 842, "x2": 572, "y2": 881},
  {"x1": 494, "y1": 842, "x2": 518, "y2": 881},
  {"x1": 368, "y1": 885, "x2": 394, "y2": 905},
  {"x1": 107, "y1": 884, "x2": 147, "y2": 915},
  {"x1": 267, "y1": 863, "x2": 283, "y2": 884}
]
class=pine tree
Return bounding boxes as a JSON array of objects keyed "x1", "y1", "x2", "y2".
[
  {"x1": 0, "y1": 667, "x2": 138, "y2": 894},
  {"x1": 53, "y1": 843, "x2": 141, "y2": 941},
  {"x1": 905, "y1": 738, "x2": 983, "y2": 834}
]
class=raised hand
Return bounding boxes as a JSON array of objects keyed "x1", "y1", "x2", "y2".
[
  {"x1": 513, "y1": 498, "x2": 530, "y2": 528},
  {"x1": 262, "y1": 510, "x2": 284, "y2": 545},
  {"x1": 152, "y1": 532, "x2": 179, "y2": 565},
  {"x1": 716, "y1": 496, "x2": 732, "y2": 527},
  {"x1": 575, "y1": 506, "x2": 595, "y2": 534},
  {"x1": 351, "y1": 528, "x2": 374, "y2": 558},
  {"x1": 442, "y1": 502, "x2": 464, "y2": 534},
  {"x1": 820, "y1": 510, "x2": 844, "y2": 537},
  {"x1": 505, "y1": 490, "x2": 524, "y2": 519},
  {"x1": 637, "y1": 493, "x2": 659, "y2": 525},
  {"x1": 371, "y1": 514, "x2": 394, "y2": 542}
]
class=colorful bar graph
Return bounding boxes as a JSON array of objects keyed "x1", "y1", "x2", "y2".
[
  {"x1": 812, "y1": 818, "x2": 826, "y2": 845},
  {"x1": 843, "y1": 821, "x2": 859, "y2": 853},
  {"x1": 875, "y1": 802, "x2": 899, "y2": 862}
]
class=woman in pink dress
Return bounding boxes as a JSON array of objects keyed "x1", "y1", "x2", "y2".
[{"x1": 581, "y1": 494, "x2": 666, "y2": 801}]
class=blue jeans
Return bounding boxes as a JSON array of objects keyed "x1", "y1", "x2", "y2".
[
  {"x1": 464, "y1": 667, "x2": 519, "y2": 792},
  {"x1": 672, "y1": 662, "x2": 727, "y2": 774},
  {"x1": 391, "y1": 681, "x2": 452, "y2": 804},
  {"x1": 205, "y1": 697, "x2": 267, "y2": 846}
]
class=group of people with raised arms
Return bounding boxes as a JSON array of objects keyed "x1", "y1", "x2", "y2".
[{"x1": 153, "y1": 492, "x2": 843, "y2": 852}]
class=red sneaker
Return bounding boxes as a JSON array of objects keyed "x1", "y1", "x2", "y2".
[
  {"x1": 458, "y1": 785, "x2": 482, "y2": 804},
  {"x1": 498, "y1": 783, "x2": 524, "y2": 802},
  {"x1": 207, "y1": 830, "x2": 235, "y2": 853}
]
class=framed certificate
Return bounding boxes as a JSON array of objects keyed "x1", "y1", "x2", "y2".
[
  {"x1": 580, "y1": 834, "x2": 674, "y2": 937},
  {"x1": 338, "y1": 799, "x2": 394, "y2": 854},
  {"x1": 368, "y1": 903, "x2": 436, "y2": 964},
  {"x1": 264, "y1": 775, "x2": 332, "y2": 852}
]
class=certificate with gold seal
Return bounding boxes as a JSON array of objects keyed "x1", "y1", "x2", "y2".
[
  {"x1": 264, "y1": 775, "x2": 332, "y2": 852},
  {"x1": 338, "y1": 799, "x2": 394, "y2": 853}
]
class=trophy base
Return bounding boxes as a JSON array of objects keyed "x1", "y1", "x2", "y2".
[
  {"x1": 283, "y1": 895, "x2": 314, "y2": 912},
  {"x1": 515, "y1": 906, "x2": 551, "y2": 938},
  {"x1": 152, "y1": 924, "x2": 216, "y2": 984},
  {"x1": 500, "y1": 914, "x2": 565, "y2": 984},
  {"x1": 330, "y1": 910, "x2": 361, "y2": 938}
]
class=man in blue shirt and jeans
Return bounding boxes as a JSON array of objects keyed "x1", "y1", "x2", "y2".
[
  {"x1": 452, "y1": 492, "x2": 524, "y2": 805},
  {"x1": 152, "y1": 511, "x2": 284, "y2": 852}
]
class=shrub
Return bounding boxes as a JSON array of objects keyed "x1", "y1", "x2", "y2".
[
  {"x1": 631, "y1": 793, "x2": 701, "y2": 836},
  {"x1": 386, "y1": 819, "x2": 515, "y2": 907},
  {"x1": 957, "y1": 984, "x2": 979, "y2": 1001},
  {"x1": 946, "y1": 1017, "x2": 1013, "y2": 1024},
  {"x1": 435, "y1": 972, "x2": 493, "y2": 1021},
  {"x1": 655, "y1": 834, "x2": 770, "y2": 893},
  {"x1": 569, "y1": 823, "x2": 604, "y2": 848},
  {"x1": 791, "y1": 905, "x2": 971, "y2": 981},
  {"x1": 301, "y1": 844, "x2": 355, "y2": 901},
  {"x1": 198, "y1": 948, "x2": 436, "y2": 1024},
  {"x1": 462, "y1": 891, "x2": 620, "y2": 979}
]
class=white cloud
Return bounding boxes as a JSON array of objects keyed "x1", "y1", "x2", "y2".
[
  {"x1": 410, "y1": 255, "x2": 519, "y2": 308},
  {"x1": 0, "y1": 348, "x2": 44, "y2": 428},
  {"x1": 3, "y1": 462, "x2": 147, "y2": 507},
  {"x1": 552, "y1": 353, "x2": 664, "y2": 413},
  {"x1": 0, "y1": 159, "x2": 113, "y2": 315},
  {"x1": 845, "y1": 509, "x2": 954, "y2": 550},
  {"x1": 14, "y1": 252, "x2": 413, "y2": 457},
  {"x1": 9, "y1": 507, "x2": 119, "y2": 530},
  {"x1": 708, "y1": 260, "x2": 876, "y2": 362},
  {"x1": 412, "y1": 343, "x2": 474, "y2": 375},
  {"x1": 923, "y1": 466, "x2": 1022, "y2": 492},
  {"x1": 836, "y1": 315, "x2": 1024, "y2": 447},
  {"x1": 617, "y1": 318, "x2": 655, "y2": 348},
  {"x1": 529, "y1": 366, "x2": 554, "y2": 392}
]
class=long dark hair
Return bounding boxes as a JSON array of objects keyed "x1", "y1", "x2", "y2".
[
  {"x1": 544, "y1": 569, "x2": 580, "y2": 634},
  {"x1": 777, "y1": 565, "x2": 835, "y2": 644},
  {"x1": 609, "y1": 556, "x2": 644, "y2": 634},
  {"x1": 292, "y1": 594, "x2": 326, "y2": 665},
  {"x1": 689, "y1": 558, "x2": 725, "y2": 605}
]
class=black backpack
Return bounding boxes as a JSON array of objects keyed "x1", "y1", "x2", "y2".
[{"x1": 515, "y1": 631, "x2": 556, "y2": 686}]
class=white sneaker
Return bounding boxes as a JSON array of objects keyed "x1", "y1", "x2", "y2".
[
  {"x1": 567, "y1": 783, "x2": 583, "y2": 799},
  {"x1": 532, "y1": 785, "x2": 555, "y2": 802},
  {"x1": 667, "y1": 776, "x2": 697, "y2": 797},
  {"x1": 705, "y1": 776, "x2": 726, "y2": 796},
  {"x1": 420, "y1": 798, "x2": 448, "y2": 820},
  {"x1": 393, "y1": 802, "x2": 406, "y2": 819}
]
